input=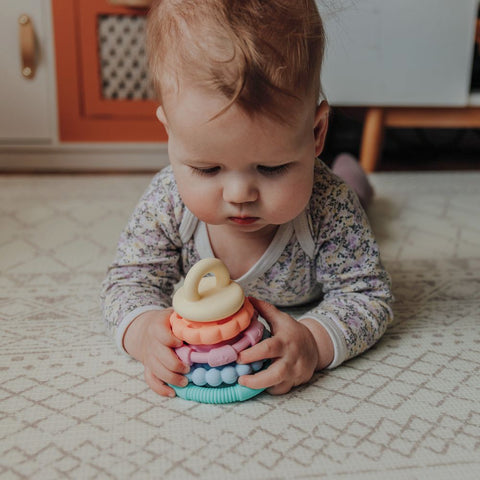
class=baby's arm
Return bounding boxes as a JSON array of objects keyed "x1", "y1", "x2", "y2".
[
  {"x1": 240, "y1": 177, "x2": 393, "y2": 393},
  {"x1": 101, "y1": 171, "x2": 189, "y2": 395},
  {"x1": 300, "y1": 183, "x2": 393, "y2": 368}
]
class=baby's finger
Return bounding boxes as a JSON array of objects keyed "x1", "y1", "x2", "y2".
[
  {"x1": 238, "y1": 360, "x2": 286, "y2": 390},
  {"x1": 153, "y1": 321, "x2": 183, "y2": 348},
  {"x1": 248, "y1": 298, "x2": 284, "y2": 331},
  {"x1": 159, "y1": 346, "x2": 190, "y2": 374},
  {"x1": 238, "y1": 336, "x2": 282, "y2": 364},
  {"x1": 267, "y1": 380, "x2": 295, "y2": 396},
  {"x1": 238, "y1": 369, "x2": 274, "y2": 391},
  {"x1": 144, "y1": 367, "x2": 176, "y2": 397},
  {"x1": 149, "y1": 355, "x2": 189, "y2": 387}
]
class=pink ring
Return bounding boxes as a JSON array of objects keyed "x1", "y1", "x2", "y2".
[{"x1": 175, "y1": 317, "x2": 264, "y2": 367}]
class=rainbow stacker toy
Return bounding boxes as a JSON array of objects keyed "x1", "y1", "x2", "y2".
[{"x1": 169, "y1": 258, "x2": 268, "y2": 404}]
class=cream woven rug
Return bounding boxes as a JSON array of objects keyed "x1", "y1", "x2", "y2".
[{"x1": 1, "y1": 171, "x2": 479, "y2": 479}]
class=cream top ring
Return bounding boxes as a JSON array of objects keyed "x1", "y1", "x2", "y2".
[{"x1": 172, "y1": 258, "x2": 245, "y2": 322}]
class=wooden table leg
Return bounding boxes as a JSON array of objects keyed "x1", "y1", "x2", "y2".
[{"x1": 360, "y1": 107, "x2": 385, "y2": 172}]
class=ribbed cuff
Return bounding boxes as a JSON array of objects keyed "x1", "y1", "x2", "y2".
[{"x1": 298, "y1": 312, "x2": 348, "y2": 369}]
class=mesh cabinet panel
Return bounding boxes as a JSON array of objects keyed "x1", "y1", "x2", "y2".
[{"x1": 98, "y1": 14, "x2": 155, "y2": 100}]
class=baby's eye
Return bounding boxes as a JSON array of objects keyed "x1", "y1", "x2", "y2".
[
  {"x1": 257, "y1": 163, "x2": 291, "y2": 176},
  {"x1": 190, "y1": 166, "x2": 221, "y2": 176}
]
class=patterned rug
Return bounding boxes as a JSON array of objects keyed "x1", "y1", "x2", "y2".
[{"x1": 1, "y1": 171, "x2": 479, "y2": 479}]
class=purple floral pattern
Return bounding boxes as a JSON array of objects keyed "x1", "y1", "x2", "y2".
[{"x1": 101, "y1": 160, "x2": 393, "y2": 365}]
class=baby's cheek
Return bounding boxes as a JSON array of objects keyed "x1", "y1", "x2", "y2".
[{"x1": 184, "y1": 196, "x2": 220, "y2": 224}]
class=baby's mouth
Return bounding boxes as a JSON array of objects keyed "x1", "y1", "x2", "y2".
[{"x1": 228, "y1": 216, "x2": 259, "y2": 225}]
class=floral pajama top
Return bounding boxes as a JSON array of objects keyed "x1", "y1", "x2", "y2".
[{"x1": 101, "y1": 160, "x2": 393, "y2": 367}]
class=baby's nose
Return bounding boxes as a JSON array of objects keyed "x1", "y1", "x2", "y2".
[{"x1": 222, "y1": 174, "x2": 258, "y2": 204}]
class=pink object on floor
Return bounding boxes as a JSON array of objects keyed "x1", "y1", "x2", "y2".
[{"x1": 331, "y1": 153, "x2": 374, "y2": 208}]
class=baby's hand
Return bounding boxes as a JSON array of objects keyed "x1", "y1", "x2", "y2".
[
  {"x1": 123, "y1": 309, "x2": 189, "y2": 397},
  {"x1": 237, "y1": 298, "x2": 319, "y2": 395}
]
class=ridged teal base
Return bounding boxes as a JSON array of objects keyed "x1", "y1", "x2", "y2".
[{"x1": 170, "y1": 383, "x2": 265, "y2": 404}]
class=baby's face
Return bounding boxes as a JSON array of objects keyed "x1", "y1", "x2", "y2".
[{"x1": 157, "y1": 86, "x2": 328, "y2": 234}]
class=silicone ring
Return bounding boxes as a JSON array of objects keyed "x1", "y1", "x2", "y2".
[
  {"x1": 170, "y1": 298, "x2": 254, "y2": 345},
  {"x1": 170, "y1": 383, "x2": 265, "y2": 404},
  {"x1": 169, "y1": 331, "x2": 271, "y2": 404},
  {"x1": 172, "y1": 258, "x2": 245, "y2": 322},
  {"x1": 186, "y1": 360, "x2": 265, "y2": 386},
  {"x1": 175, "y1": 316, "x2": 264, "y2": 366}
]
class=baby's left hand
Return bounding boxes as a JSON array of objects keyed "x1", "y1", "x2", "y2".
[{"x1": 237, "y1": 298, "x2": 319, "y2": 395}]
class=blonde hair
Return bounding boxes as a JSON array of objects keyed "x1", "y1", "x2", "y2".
[{"x1": 147, "y1": 0, "x2": 325, "y2": 121}]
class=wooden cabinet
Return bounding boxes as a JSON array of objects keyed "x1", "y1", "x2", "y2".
[
  {"x1": 52, "y1": 0, "x2": 166, "y2": 142},
  {"x1": 0, "y1": 0, "x2": 52, "y2": 142}
]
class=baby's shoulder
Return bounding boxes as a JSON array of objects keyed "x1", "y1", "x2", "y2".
[
  {"x1": 306, "y1": 160, "x2": 365, "y2": 241},
  {"x1": 140, "y1": 166, "x2": 187, "y2": 225},
  {"x1": 310, "y1": 160, "x2": 356, "y2": 213},
  {"x1": 148, "y1": 165, "x2": 178, "y2": 195}
]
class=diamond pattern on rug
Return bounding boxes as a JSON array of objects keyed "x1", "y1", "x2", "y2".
[{"x1": 1, "y1": 172, "x2": 480, "y2": 479}]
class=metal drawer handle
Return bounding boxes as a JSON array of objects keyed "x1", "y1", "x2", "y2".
[
  {"x1": 108, "y1": 0, "x2": 152, "y2": 7},
  {"x1": 18, "y1": 14, "x2": 36, "y2": 80}
]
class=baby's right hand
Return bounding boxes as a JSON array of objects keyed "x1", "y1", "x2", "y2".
[{"x1": 123, "y1": 309, "x2": 189, "y2": 397}]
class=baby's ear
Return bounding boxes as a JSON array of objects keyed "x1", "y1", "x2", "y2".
[
  {"x1": 156, "y1": 106, "x2": 169, "y2": 132},
  {"x1": 313, "y1": 101, "x2": 329, "y2": 157}
]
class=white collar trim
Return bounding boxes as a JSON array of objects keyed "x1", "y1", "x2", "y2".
[{"x1": 182, "y1": 209, "x2": 315, "y2": 283}]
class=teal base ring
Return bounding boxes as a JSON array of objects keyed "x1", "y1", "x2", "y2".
[{"x1": 170, "y1": 383, "x2": 265, "y2": 404}]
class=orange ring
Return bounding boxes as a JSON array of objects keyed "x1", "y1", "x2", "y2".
[{"x1": 170, "y1": 299, "x2": 254, "y2": 345}]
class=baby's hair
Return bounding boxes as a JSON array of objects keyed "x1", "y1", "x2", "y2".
[{"x1": 147, "y1": 0, "x2": 326, "y2": 122}]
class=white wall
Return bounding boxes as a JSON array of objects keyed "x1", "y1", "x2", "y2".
[{"x1": 319, "y1": 0, "x2": 479, "y2": 106}]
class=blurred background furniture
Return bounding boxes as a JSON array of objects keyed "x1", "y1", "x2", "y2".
[
  {"x1": 1, "y1": 0, "x2": 479, "y2": 170},
  {"x1": 0, "y1": 0, "x2": 164, "y2": 171},
  {"x1": 358, "y1": 105, "x2": 480, "y2": 172},
  {"x1": 320, "y1": 0, "x2": 480, "y2": 171}
]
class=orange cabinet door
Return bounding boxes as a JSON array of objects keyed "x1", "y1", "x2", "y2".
[{"x1": 52, "y1": 0, "x2": 166, "y2": 142}]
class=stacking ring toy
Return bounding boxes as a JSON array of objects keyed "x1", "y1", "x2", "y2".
[
  {"x1": 171, "y1": 329, "x2": 271, "y2": 404},
  {"x1": 169, "y1": 258, "x2": 269, "y2": 404},
  {"x1": 175, "y1": 317, "x2": 264, "y2": 366},
  {"x1": 170, "y1": 299, "x2": 254, "y2": 345},
  {"x1": 170, "y1": 383, "x2": 265, "y2": 404},
  {"x1": 172, "y1": 258, "x2": 245, "y2": 322},
  {"x1": 187, "y1": 360, "x2": 265, "y2": 386}
]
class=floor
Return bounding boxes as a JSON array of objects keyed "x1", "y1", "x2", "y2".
[{"x1": 1, "y1": 169, "x2": 479, "y2": 479}]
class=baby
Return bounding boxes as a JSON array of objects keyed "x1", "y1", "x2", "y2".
[{"x1": 101, "y1": 0, "x2": 393, "y2": 398}]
